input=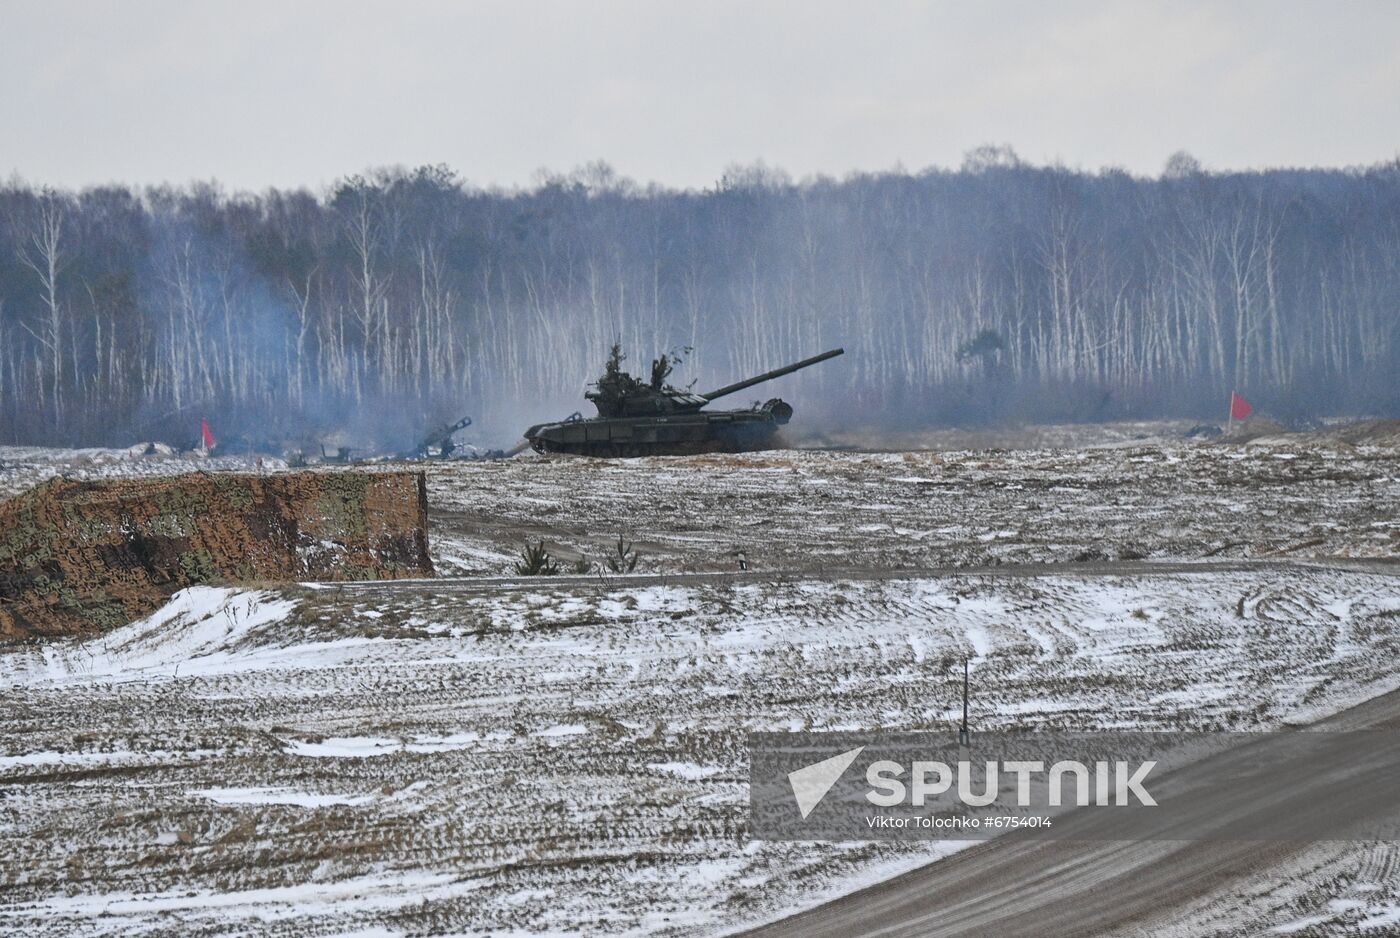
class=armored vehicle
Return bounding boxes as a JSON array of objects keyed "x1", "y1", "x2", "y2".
[
  {"x1": 410, "y1": 415, "x2": 473, "y2": 459},
  {"x1": 524, "y1": 346, "x2": 844, "y2": 457}
]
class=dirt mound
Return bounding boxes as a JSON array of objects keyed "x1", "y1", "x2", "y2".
[
  {"x1": 0, "y1": 470, "x2": 432, "y2": 641},
  {"x1": 1217, "y1": 417, "x2": 1400, "y2": 447},
  {"x1": 1217, "y1": 416, "x2": 1288, "y2": 443},
  {"x1": 1315, "y1": 418, "x2": 1400, "y2": 446}
]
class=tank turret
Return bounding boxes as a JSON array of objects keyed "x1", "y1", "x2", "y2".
[
  {"x1": 524, "y1": 346, "x2": 844, "y2": 457},
  {"x1": 583, "y1": 346, "x2": 711, "y2": 418}
]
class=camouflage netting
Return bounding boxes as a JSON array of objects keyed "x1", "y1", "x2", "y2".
[{"x1": 0, "y1": 471, "x2": 433, "y2": 641}]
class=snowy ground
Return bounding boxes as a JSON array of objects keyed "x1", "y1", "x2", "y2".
[
  {"x1": 6, "y1": 425, "x2": 1397, "y2": 574},
  {"x1": 0, "y1": 445, "x2": 283, "y2": 500},
  {"x1": 1, "y1": 436, "x2": 1399, "y2": 936},
  {"x1": 418, "y1": 437, "x2": 1400, "y2": 576}
]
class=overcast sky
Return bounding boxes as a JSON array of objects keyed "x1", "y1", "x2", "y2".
[{"x1": 4, "y1": 0, "x2": 1399, "y2": 192}]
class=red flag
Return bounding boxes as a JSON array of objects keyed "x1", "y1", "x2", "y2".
[
  {"x1": 1230, "y1": 391, "x2": 1253, "y2": 421},
  {"x1": 201, "y1": 419, "x2": 216, "y2": 450}
]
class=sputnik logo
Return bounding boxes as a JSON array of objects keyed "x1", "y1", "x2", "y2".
[{"x1": 788, "y1": 746, "x2": 865, "y2": 819}]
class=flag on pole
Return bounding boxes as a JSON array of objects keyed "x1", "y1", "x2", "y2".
[
  {"x1": 1230, "y1": 391, "x2": 1253, "y2": 421},
  {"x1": 201, "y1": 419, "x2": 216, "y2": 450}
]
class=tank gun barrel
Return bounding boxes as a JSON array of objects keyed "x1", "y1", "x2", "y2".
[
  {"x1": 701, "y1": 348, "x2": 844, "y2": 401},
  {"x1": 416, "y1": 415, "x2": 472, "y2": 455}
]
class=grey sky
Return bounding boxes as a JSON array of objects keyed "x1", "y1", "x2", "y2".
[{"x1": 4, "y1": 0, "x2": 1399, "y2": 192}]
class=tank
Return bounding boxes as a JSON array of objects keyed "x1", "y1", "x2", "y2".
[{"x1": 524, "y1": 346, "x2": 844, "y2": 457}]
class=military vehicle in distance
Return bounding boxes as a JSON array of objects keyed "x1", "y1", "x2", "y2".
[
  {"x1": 411, "y1": 415, "x2": 473, "y2": 459},
  {"x1": 524, "y1": 346, "x2": 844, "y2": 457}
]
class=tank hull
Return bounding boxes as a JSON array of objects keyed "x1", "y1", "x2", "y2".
[{"x1": 525, "y1": 410, "x2": 784, "y2": 457}]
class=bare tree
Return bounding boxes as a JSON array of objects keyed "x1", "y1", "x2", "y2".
[{"x1": 15, "y1": 189, "x2": 70, "y2": 417}]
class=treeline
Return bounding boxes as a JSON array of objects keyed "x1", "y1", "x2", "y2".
[{"x1": 1, "y1": 150, "x2": 1398, "y2": 448}]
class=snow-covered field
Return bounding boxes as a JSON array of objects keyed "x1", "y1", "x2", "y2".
[
  {"x1": 2, "y1": 436, "x2": 1399, "y2": 936},
  {"x1": 0, "y1": 445, "x2": 283, "y2": 500},
  {"x1": 417, "y1": 436, "x2": 1400, "y2": 575}
]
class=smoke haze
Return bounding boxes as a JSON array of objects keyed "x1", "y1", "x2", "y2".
[{"x1": 0, "y1": 157, "x2": 1397, "y2": 450}]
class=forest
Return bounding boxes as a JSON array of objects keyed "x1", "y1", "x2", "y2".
[{"x1": 1, "y1": 148, "x2": 1397, "y2": 449}]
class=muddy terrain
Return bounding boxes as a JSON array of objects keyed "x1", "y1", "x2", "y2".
[
  {"x1": 1, "y1": 431, "x2": 1398, "y2": 936},
  {"x1": 419, "y1": 435, "x2": 1399, "y2": 576},
  {"x1": 0, "y1": 471, "x2": 431, "y2": 640}
]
